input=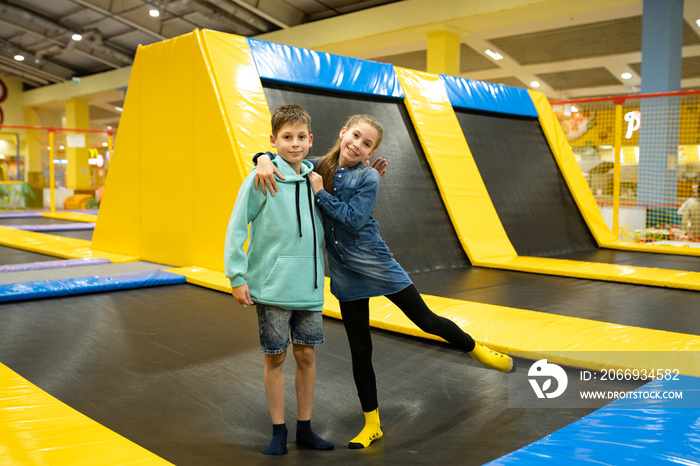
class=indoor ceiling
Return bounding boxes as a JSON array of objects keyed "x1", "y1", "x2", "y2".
[{"x1": 2, "y1": 0, "x2": 700, "y2": 132}]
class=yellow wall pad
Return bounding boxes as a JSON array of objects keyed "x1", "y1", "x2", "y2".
[
  {"x1": 92, "y1": 30, "x2": 270, "y2": 270},
  {"x1": 532, "y1": 90, "x2": 700, "y2": 258},
  {"x1": 0, "y1": 226, "x2": 138, "y2": 263},
  {"x1": 41, "y1": 212, "x2": 98, "y2": 223},
  {"x1": 395, "y1": 67, "x2": 516, "y2": 264},
  {"x1": 167, "y1": 267, "x2": 700, "y2": 375},
  {"x1": 0, "y1": 363, "x2": 172, "y2": 465}
]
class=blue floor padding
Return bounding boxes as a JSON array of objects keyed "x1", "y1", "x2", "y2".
[
  {"x1": 486, "y1": 375, "x2": 700, "y2": 465},
  {"x1": 0, "y1": 269, "x2": 186, "y2": 302},
  {"x1": 0, "y1": 258, "x2": 111, "y2": 273},
  {"x1": 9, "y1": 223, "x2": 96, "y2": 231}
]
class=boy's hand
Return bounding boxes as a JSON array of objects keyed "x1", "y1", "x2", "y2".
[
  {"x1": 232, "y1": 284, "x2": 254, "y2": 305},
  {"x1": 367, "y1": 157, "x2": 388, "y2": 178},
  {"x1": 308, "y1": 171, "x2": 324, "y2": 194},
  {"x1": 254, "y1": 154, "x2": 284, "y2": 196}
]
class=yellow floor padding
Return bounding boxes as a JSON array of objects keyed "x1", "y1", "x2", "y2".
[
  {"x1": 168, "y1": 267, "x2": 700, "y2": 376},
  {"x1": 40, "y1": 212, "x2": 99, "y2": 223},
  {"x1": 0, "y1": 363, "x2": 172, "y2": 465},
  {"x1": 0, "y1": 226, "x2": 138, "y2": 263}
]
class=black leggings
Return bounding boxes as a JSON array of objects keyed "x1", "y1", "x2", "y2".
[{"x1": 339, "y1": 284, "x2": 476, "y2": 412}]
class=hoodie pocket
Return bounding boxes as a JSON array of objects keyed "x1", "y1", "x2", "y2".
[{"x1": 261, "y1": 255, "x2": 319, "y2": 303}]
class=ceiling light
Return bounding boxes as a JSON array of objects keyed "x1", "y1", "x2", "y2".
[
  {"x1": 696, "y1": 19, "x2": 700, "y2": 27},
  {"x1": 71, "y1": 33, "x2": 83, "y2": 41},
  {"x1": 114, "y1": 106, "x2": 123, "y2": 112},
  {"x1": 621, "y1": 72, "x2": 632, "y2": 80},
  {"x1": 13, "y1": 54, "x2": 25, "y2": 61},
  {"x1": 530, "y1": 81, "x2": 540, "y2": 88},
  {"x1": 484, "y1": 49, "x2": 503, "y2": 60},
  {"x1": 149, "y1": 9, "x2": 160, "y2": 17}
]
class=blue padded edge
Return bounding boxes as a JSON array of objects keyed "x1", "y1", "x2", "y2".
[
  {"x1": 248, "y1": 38, "x2": 404, "y2": 99},
  {"x1": 440, "y1": 75, "x2": 538, "y2": 117},
  {"x1": 0, "y1": 257, "x2": 110, "y2": 273},
  {"x1": 0, "y1": 269, "x2": 187, "y2": 302},
  {"x1": 486, "y1": 375, "x2": 700, "y2": 465}
]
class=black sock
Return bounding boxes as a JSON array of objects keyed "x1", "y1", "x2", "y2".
[
  {"x1": 263, "y1": 423, "x2": 288, "y2": 455},
  {"x1": 296, "y1": 419, "x2": 335, "y2": 450}
]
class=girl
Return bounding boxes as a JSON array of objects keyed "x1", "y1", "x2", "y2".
[{"x1": 255, "y1": 114, "x2": 513, "y2": 450}]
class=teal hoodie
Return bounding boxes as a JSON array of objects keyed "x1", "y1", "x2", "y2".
[{"x1": 224, "y1": 154, "x2": 324, "y2": 311}]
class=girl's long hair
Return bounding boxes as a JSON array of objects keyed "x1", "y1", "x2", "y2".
[{"x1": 316, "y1": 114, "x2": 384, "y2": 192}]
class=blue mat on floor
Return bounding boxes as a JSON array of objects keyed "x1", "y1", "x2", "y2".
[
  {"x1": 0, "y1": 269, "x2": 186, "y2": 302},
  {"x1": 486, "y1": 375, "x2": 700, "y2": 465}
]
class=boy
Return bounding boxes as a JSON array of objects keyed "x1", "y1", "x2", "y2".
[{"x1": 224, "y1": 104, "x2": 333, "y2": 455}]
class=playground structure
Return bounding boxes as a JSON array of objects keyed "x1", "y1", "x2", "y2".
[{"x1": 1, "y1": 29, "x2": 700, "y2": 465}]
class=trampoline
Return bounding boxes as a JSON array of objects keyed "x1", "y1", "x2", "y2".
[
  {"x1": 454, "y1": 108, "x2": 700, "y2": 272},
  {"x1": 0, "y1": 284, "x2": 595, "y2": 466}
]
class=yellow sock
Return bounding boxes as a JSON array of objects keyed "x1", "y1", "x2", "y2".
[
  {"x1": 348, "y1": 408, "x2": 383, "y2": 449},
  {"x1": 470, "y1": 343, "x2": 514, "y2": 373}
]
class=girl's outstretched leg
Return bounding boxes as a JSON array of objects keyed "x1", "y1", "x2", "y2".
[{"x1": 386, "y1": 285, "x2": 513, "y2": 373}]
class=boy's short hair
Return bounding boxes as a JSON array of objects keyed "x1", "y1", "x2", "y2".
[{"x1": 271, "y1": 104, "x2": 311, "y2": 137}]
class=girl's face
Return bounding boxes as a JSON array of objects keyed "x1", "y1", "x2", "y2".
[{"x1": 338, "y1": 122, "x2": 378, "y2": 168}]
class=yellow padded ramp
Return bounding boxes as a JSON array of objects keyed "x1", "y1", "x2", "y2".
[
  {"x1": 92, "y1": 30, "x2": 270, "y2": 270},
  {"x1": 395, "y1": 67, "x2": 516, "y2": 263},
  {"x1": 397, "y1": 67, "x2": 700, "y2": 290},
  {"x1": 532, "y1": 89, "x2": 700, "y2": 258},
  {"x1": 0, "y1": 226, "x2": 137, "y2": 263},
  {"x1": 168, "y1": 267, "x2": 700, "y2": 375},
  {"x1": 41, "y1": 212, "x2": 98, "y2": 223},
  {"x1": 0, "y1": 363, "x2": 172, "y2": 465}
]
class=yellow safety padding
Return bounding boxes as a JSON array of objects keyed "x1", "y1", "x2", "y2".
[
  {"x1": 167, "y1": 267, "x2": 700, "y2": 375},
  {"x1": 480, "y1": 255, "x2": 700, "y2": 291},
  {"x1": 93, "y1": 30, "x2": 270, "y2": 271},
  {"x1": 395, "y1": 67, "x2": 516, "y2": 263},
  {"x1": 0, "y1": 226, "x2": 137, "y2": 262},
  {"x1": 529, "y1": 90, "x2": 617, "y2": 245},
  {"x1": 41, "y1": 212, "x2": 98, "y2": 223},
  {"x1": 0, "y1": 363, "x2": 172, "y2": 465},
  {"x1": 194, "y1": 30, "x2": 271, "y2": 271},
  {"x1": 166, "y1": 265, "x2": 231, "y2": 293},
  {"x1": 91, "y1": 43, "x2": 144, "y2": 259},
  {"x1": 604, "y1": 240, "x2": 700, "y2": 256}
]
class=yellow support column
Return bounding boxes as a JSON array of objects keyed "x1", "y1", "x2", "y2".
[
  {"x1": 427, "y1": 30, "x2": 460, "y2": 76},
  {"x1": 64, "y1": 98, "x2": 91, "y2": 189}
]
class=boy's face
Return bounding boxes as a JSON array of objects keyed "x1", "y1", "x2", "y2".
[{"x1": 270, "y1": 122, "x2": 313, "y2": 167}]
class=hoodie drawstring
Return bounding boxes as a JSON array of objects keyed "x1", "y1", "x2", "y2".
[
  {"x1": 307, "y1": 180, "x2": 318, "y2": 290},
  {"x1": 295, "y1": 182, "x2": 302, "y2": 237},
  {"x1": 296, "y1": 179, "x2": 318, "y2": 290}
]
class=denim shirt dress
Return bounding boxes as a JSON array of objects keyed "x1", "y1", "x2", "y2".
[{"x1": 314, "y1": 162, "x2": 412, "y2": 301}]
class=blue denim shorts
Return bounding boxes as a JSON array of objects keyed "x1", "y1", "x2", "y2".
[{"x1": 256, "y1": 304, "x2": 324, "y2": 354}]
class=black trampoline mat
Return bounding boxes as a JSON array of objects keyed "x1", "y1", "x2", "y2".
[
  {"x1": 454, "y1": 109, "x2": 700, "y2": 272},
  {"x1": 0, "y1": 284, "x2": 595, "y2": 466}
]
